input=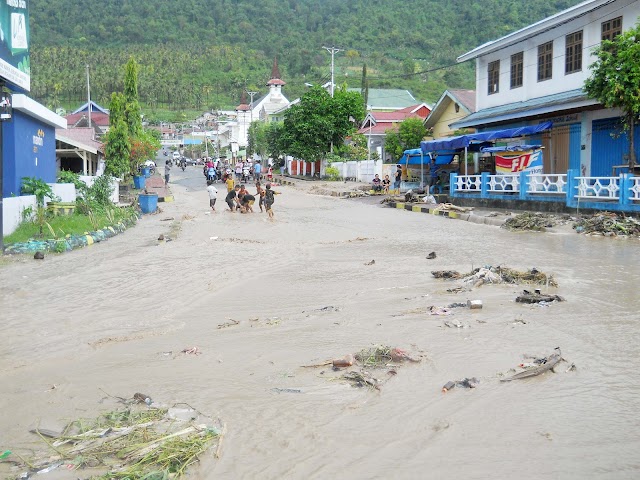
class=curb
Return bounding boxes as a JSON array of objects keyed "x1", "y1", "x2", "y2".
[
  {"x1": 387, "y1": 202, "x2": 506, "y2": 227},
  {"x1": 4, "y1": 217, "x2": 138, "y2": 255}
]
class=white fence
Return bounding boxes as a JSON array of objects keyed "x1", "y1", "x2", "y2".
[
  {"x1": 328, "y1": 160, "x2": 382, "y2": 183},
  {"x1": 3, "y1": 195, "x2": 37, "y2": 236}
]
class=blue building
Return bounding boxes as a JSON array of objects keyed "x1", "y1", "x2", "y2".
[{"x1": 2, "y1": 94, "x2": 66, "y2": 197}]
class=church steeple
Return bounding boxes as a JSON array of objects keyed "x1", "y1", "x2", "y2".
[
  {"x1": 267, "y1": 57, "x2": 286, "y2": 87},
  {"x1": 236, "y1": 90, "x2": 250, "y2": 111}
]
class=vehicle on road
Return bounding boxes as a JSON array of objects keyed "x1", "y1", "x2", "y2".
[{"x1": 172, "y1": 151, "x2": 180, "y2": 161}]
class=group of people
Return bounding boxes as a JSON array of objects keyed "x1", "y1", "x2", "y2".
[
  {"x1": 206, "y1": 175, "x2": 280, "y2": 219},
  {"x1": 370, "y1": 159, "x2": 441, "y2": 194}
]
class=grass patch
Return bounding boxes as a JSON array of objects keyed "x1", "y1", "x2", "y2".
[{"x1": 4, "y1": 207, "x2": 136, "y2": 245}]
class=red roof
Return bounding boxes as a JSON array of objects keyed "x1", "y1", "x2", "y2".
[
  {"x1": 236, "y1": 104, "x2": 250, "y2": 111},
  {"x1": 65, "y1": 112, "x2": 110, "y2": 127},
  {"x1": 56, "y1": 127, "x2": 104, "y2": 152},
  {"x1": 267, "y1": 78, "x2": 286, "y2": 86}
]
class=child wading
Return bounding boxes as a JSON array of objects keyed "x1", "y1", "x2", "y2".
[
  {"x1": 206, "y1": 180, "x2": 218, "y2": 212},
  {"x1": 264, "y1": 183, "x2": 280, "y2": 219}
]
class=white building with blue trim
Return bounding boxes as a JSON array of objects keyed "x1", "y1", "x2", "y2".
[{"x1": 452, "y1": 0, "x2": 639, "y2": 178}]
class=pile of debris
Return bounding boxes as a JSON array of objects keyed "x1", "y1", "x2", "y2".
[
  {"x1": 325, "y1": 345, "x2": 423, "y2": 391},
  {"x1": 7, "y1": 399, "x2": 222, "y2": 479},
  {"x1": 573, "y1": 212, "x2": 640, "y2": 237},
  {"x1": 432, "y1": 266, "x2": 557, "y2": 288},
  {"x1": 502, "y1": 212, "x2": 557, "y2": 231}
]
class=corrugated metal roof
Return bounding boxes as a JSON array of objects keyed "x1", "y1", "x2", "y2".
[
  {"x1": 348, "y1": 88, "x2": 418, "y2": 109},
  {"x1": 450, "y1": 89, "x2": 599, "y2": 129}
]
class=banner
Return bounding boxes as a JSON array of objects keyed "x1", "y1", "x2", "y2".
[
  {"x1": 495, "y1": 149, "x2": 543, "y2": 175},
  {"x1": 0, "y1": 0, "x2": 29, "y2": 90}
]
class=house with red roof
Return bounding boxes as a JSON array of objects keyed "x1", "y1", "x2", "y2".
[
  {"x1": 65, "y1": 101, "x2": 110, "y2": 136},
  {"x1": 356, "y1": 103, "x2": 431, "y2": 162},
  {"x1": 55, "y1": 126, "x2": 104, "y2": 176}
]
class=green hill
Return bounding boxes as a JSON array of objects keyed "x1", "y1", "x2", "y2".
[{"x1": 29, "y1": 0, "x2": 583, "y2": 119}]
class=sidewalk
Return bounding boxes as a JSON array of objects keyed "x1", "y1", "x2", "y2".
[{"x1": 145, "y1": 174, "x2": 174, "y2": 202}]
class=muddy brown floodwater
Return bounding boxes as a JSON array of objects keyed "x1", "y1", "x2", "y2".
[{"x1": 1, "y1": 172, "x2": 640, "y2": 480}]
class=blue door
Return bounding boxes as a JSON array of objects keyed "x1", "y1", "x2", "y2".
[{"x1": 591, "y1": 118, "x2": 640, "y2": 177}]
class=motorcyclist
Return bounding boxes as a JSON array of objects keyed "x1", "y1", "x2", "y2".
[{"x1": 180, "y1": 157, "x2": 187, "y2": 171}]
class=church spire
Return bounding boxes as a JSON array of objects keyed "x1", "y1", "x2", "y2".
[
  {"x1": 236, "y1": 90, "x2": 250, "y2": 111},
  {"x1": 267, "y1": 57, "x2": 286, "y2": 86}
]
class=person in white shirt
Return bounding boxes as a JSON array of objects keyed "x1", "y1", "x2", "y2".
[{"x1": 206, "y1": 180, "x2": 218, "y2": 212}]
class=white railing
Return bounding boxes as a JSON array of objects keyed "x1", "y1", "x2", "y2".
[
  {"x1": 455, "y1": 175, "x2": 482, "y2": 192},
  {"x1": 575, "y1": 177, "x2": 620, "y2": 200},
  {"x1": 631, "y1": 177, "x2": 640, "y2": 201},
  {"x1": 528, "y1": 174, "x2": 567, "y2": 194},
  {"x1": 488, "y1": 174, "x2": 519, "y2": 193}
]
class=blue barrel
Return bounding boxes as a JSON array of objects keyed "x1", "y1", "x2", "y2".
[
  {"x1": 133, "y1": 175, "x2": 146, "y2": 189},
  {"x1": 142, "y1": 167, "x2": 151, "y2": 178},
  {"x1": 139, "y1": 193, "x2": 158, "y2": 214}
]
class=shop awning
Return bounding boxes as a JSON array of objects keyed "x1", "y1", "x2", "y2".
[{"x1": 420, "y1": 121, "x2": 553, "y2": 153}]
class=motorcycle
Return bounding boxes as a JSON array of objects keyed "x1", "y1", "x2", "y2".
[{"x1": 180, "y1": 160, "x2": 186, "y2": 171}]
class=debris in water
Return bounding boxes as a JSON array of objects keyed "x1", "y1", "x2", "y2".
[
  {"x1": 364, "y1": 259, "x2": 375, "y2": 266},
  {"x1": 332, "y1": 354, "x2": 354, "y2": 368},
  {"x1": 503, "y1": 212, "x2": 557, "y2": 231},
  {"x1": 181, "y1": 346, "x2": 201, "y2": 355},
  {"x1": 426, "y1": 251, "x2": 437, "y2": 260},
  {"x1": 271, "y1": 388, "x2": 303, "y2": 394},
  {"x1": 432, "y1": 270, "x2": 462, "y2": 279},
  {"x1": 467, "y1": 299, "x2": 483, "y2": 309},
  {"x1": 158, "y1": 234, "x2": 165, "y2": 241},
  {"x1": 573, "y1": 212, "x2": 640, "y2": 236},
  {"x1": 429, "y1": 306, "x2": 452, "y2": 316},
  {"x1": 443, "y1": 319, "x2": 470, "y2": 329},
  {"x1": 34, "y1": 251, "x2": 45, "y2": 260},
  {"x1": 516, "y1": 292, "x2": 565, "y2": 304},
  {"x1": 217, "y1": 318, "x2": 240, "y2": 329},
  {"x1": 19, "y1": 403, "x2": 222, "y2": 478},
  {"x1": 501, "y1": 348, "x2": 562, "y2": 382}
]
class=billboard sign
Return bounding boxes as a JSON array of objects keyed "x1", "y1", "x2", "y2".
[
  {"x1": 0, "y1": 0, "x2": 29, "y2": 91},
  {"x1": 495, "y1": 149, "x2": 543, "y2": 175}
]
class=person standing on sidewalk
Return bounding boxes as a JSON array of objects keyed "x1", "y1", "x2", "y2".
[{"x1": 164, "y1": 160, "x2": 171, "y2": 185}]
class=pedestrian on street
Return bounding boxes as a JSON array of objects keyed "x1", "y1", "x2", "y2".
[
  {"x1": 206, "y1": 180, "x2": 218, "y2": 212},
  {"x1": 165, "y1": 160, "x2": 171, "y2": 185},
  {"x1": 226, "y1": 185, "x2": 240, "y2": 212},
  {"x1": 394, "y1": 164, "x2": 402, "y2": 194}
]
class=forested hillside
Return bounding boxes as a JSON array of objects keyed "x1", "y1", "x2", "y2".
[{"x1": 30, "y1": 0, "x2": 582, "y2": 118}]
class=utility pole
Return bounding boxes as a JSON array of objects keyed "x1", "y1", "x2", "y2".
[
  {"x1": 323, "y1": 46, "x2": 342, "y2": 97},
  {"x1": 86, "y1": 65, "x2": 91, "y2": 127},
  {"x1": 247, "y1": 91, "x2": 257, "y2": 124}
]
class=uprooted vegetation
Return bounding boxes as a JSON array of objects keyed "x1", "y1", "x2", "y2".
[
  {"x1": 432, "y1": 266, "x2": 558, "y2": 287},
  {"x1": 10, "y1": 404, "x2": 222, "y2": 479},
  {"x1": 574, "y1": 212, "x2": 640, "y2": 237}
]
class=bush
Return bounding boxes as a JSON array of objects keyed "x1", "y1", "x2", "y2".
[
  {"x1": 325, "y1": 166, "x2": 341, "y2": 181},
  {"x1": 58, "y1": 170, "x2": 88, "y2": 198}
]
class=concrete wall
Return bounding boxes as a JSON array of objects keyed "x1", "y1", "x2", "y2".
[
  {"x1": 328, "y1": 160, "x2": 382, "y2": 182},
  {"x1": 79, "y1": 176, "x2": 120, "y2": 204},
  {"x1": 48, "y1": 183, "x2": 76, "y2": 202},
  {"x1": 2, "y1": 110, "x2": 58, "y2": 198},
  {"x1": 2, "y1": 195, "x2": 36, "y2": 236}
]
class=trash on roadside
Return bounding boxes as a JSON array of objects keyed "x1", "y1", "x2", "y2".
[
  {"x1": 467, "y1": 299, "x2": 483, "y2": 309},
  {"x1": 443, "y1": 319, "x2": 470, "y2": 329},
  {"x1": 501, "y1": 347, "x2": 563, "y2": 382},
  {"x1": 217, "y1": 318, "x2": 240, "y2": 329},
  {"x1": 271, "y1": 388, "x2": 303, "y2": 394},
  {"x1": 442, "y1": 381, "x2": 456, "y2": 392},
  {"x1": 181, "y1": 346, "x2": 201, "y2": 355},
  {"x1": 210, "y1": 236, "x2": 219, "y2": 240},
  {"x1": 502, "y1": 212, "x2": 558, "y2": 231},
  {"x1": 133, "y1": 392, "x2": 152, "y2": 405},
  {"x1": 33, "y1": 251, "x2": 45, "y2": 260},
  {"x1": 442, "y1": 377, "x2": 479, "y2": 392},
  {"x1": 432, "y1": 270, "x2": 462, "y2": 279},
  {"x1": 447, "y1": 302, "x2": 468, "y2": 309},
  {"x1": 332, "y1": 354, "x2": 354, "y2": 368},
  {"x1": 429, "y1": 306, "x2": 452, "y2": 316},
  {"x1": 343, "y1": 370, "x2": 382, "y2": 390},
  {"x1": 426, "y1": 251, "x2": 437, "y2": 259},
  {"x1": 516, "y1": 292, "x2": 565, "y2": 304},
  {"x1": 18, "y1": 403, "x2": 223, "y2": 478},
  {"x1": 160, "y1": 217, "x2": 174, "y2": 222},
  {"x1": 158, "y1": 234, "x2": 165, "y2": 241},
  {"x1": 364, "y1": 259, "x2": 375, "y2": 266},
  {"x1": 434, "y1": 266, "x2": 557, "y2": 287},
  {"x1": 573, "y1": 212, "x2": 640, "y2": 237}
]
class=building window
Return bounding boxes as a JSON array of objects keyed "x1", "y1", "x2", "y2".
[
  {"x1": 602, "y1": 16, "x2": 622, "y2": 41},
  {"x1": 488, "y1": 60, "x2": 500, "y2": 95},
  {"x1": 565, "y1": 31, "x2": 583, "y2": 74},
  {"x1": 510, "y1": 52, "x2": 523, "y2": 88},
  {"x1": 537, "y1": 41, "x2": 553, "y2": 82}
]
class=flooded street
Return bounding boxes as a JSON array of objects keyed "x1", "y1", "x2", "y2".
[{"x1": 1, "y1": 167, "x2": 640, "y2": 479}]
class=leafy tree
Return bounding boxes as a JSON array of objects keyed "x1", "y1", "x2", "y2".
[
  {"x1": 124, "y1": 57, "x2": 143, "y2": 137},
  {"x1": 281, "y1": 86, "x2": 364, "y2": 162},
  {"x1": 265, "y1": 121, "x2": 286, "y2": 161},
  {"x1": 104, "y1": 119, "x2": 131, "y2": 177},
  {"x1": 248, "y1": 121, "x2": 269, "y2": 158},
  {"x1": 130, "y1": 130, "x2": 161, "y2": 175},
  {"x1": 584, "y1": 23, "x2": 640, "y2": 168},
  {"x1": 384, "y1": 117, "x2": 427, "y2": 160}
]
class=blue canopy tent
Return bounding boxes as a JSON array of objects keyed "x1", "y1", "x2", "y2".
[
  {"x1": 420, "y1": 121, "x2": 553, "y2": 174},
  {"x1": 398, "y1": 149, "x2": 456, "y2": 188}
]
